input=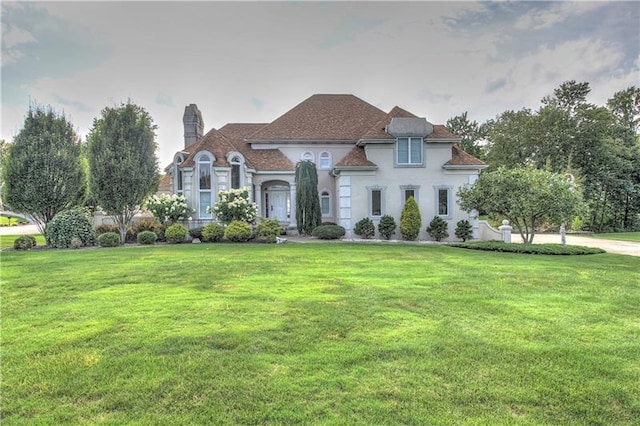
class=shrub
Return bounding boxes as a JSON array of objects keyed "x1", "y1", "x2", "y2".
[
  {"x1": 145, "y1": 194, "x2": 191, "y2": 224},
  {"x1": 450, "y1": 241, "x2": 605, "y2": 255},
  {"x1": 137, "y1": 230, "x2": 157, "y2": 245},
  {"x1": 455, "y1": 219, "x2": 473, "y2": 242},
  {"x1": 14, "y1": 235, "x2": 36, "y2": 250},
  {"x1": 224, "y1": 220, "x2": 253, "y2": 242},
  {"x1": 46, "y1": 207, "x2": 96, "y2": 249},
  {"x1": 95, "y1": 224, "x2": 119, "y2": 235},
  {"x1": 202, "y1": 223, "x2": 225, "y2": 243},
  {"x1": 400, "y1": 196, "x2": 421, "y2": 241},
  {"x1": 188, "y1": 227, "x2": 204, "y2": 240},
  {"x1": 133, "y1": 219, "x2": 165, "y2": 241},
  {"x1": 378, "y1": 215, "x2": 397, "y2": 240},
  {"x1": 571, "y1": 215, "x2": 583, "y2": 232},
  {"x1": 69, "y1": 237, "x2": 84, "y2": 249},
  {"x1": 257, "y1": 219, "x2": 282, "y2": 243},
  {"x1": 210, "y1": 188, "x2": 257, "y2": 225},
  {"x1": 311, "y1": 224, "x2": 345, "y2": 240},
  {"x1": 427, "y1": 216, "x2": 449, "y2": 241},
  {"x1": 97, "y1": 232, "x2": 121, "y2": 247},
  {"x1": 165, "y1": 223, "x2": 188, "y2": 244},
  {"x1": 354, "y1": 217, "x2": 375, "y2": 239},
  {"x1": 321, "y1": 221, "x2": 337, "y2": 226}
]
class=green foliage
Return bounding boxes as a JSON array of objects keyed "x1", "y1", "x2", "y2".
[
  {"x1": 450, "y1": 241, "x2": 605, "y2": 255},
  {"x1": 165, "y1": 223, "x2": 188, "y2": 244},
  {"x1": 458, "y1": 167, "x2": 585, "y2": 243},
  {"x1": 97, "y1": 232, "x2": 120, "y2": 247},
  {"x1": 571, "y1": 216, "x2": 584, "y2": 232},
  {"x1": 354, "y1": 217, "x2": 375, "y2": 239},
  {"x1": 95, "y1": 224, "x2": 119, "y2": 235},
  {"x1": 145, "y1": 194, "x2": 191, "y2": 224},
  {"x1": 211, "y1": 188, "x2": 257, "y2": 225},
  {"x1": 13, "y1": 235, "x2": 36, "y2": 250},
  {"x1": 295, "y1": 161, "x2": 322, "y2": 235},
  {"x1": 69, "y1": 237, "x2": 84, "y2": 249},
  {"x1": 400, "y1": 196, "x2": 421, "y2": 241},
  {"x1": 427, "y1": 216, "x2": 450, "y2": 241},
  {"x1": 257, "y1": 219, "x2": 282, "y2": 243},
  {"x1": 87, "y1": 102, "x2": 159, "y2": 242},
  {"x1": 132, "y1": 219, "x2": 165, "y2": 242},
  {"x1": 2, "y1": 104, "x2": 86, "y2": 236},
  {"x1": 311, "y1": 224, "x2": 345, "y2": 240},
  {"x1": 45, "y1": 207, "x2": 96, "y2": 249},
  {"x1": 202, "y1": 223, "x2": 225, "y2": 243},
  {"x1": 188, "y1": 227, "x2": 203, "y2": 240},
  {"x1": 137, "y1": 230, "x2": 157, "y2": 245},
  {"x1": 224, "y1": 220, "x2": 253, "y2": 242},
  {"x1": 378, "y1": 215, "x2": 397, "y2": 240},
  {"x1": 445, "y1": 112, "x2": 487, "y2": 159},
  {"x1": 455, "y1": 219, "x2": 473, "y2": 242}
]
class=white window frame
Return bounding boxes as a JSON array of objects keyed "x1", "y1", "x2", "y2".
[
  {"x1": 319, "y1": 151, "x2": 332, "y2": 170},
  {"x1": 434, "y1": 185, "x2": 453, "y2": 219},
  {"x1": 367, "y1": 185, "x2": 386, "y2": 218},
  {"x1": 301, "y1": 151, "x2": 314, "y2": 163},
  {"x1": 395, "y1": 137, "x2": 424, "y2": 167},
  {"x1": 320, "y1": 189, "x2": 331, "y2": 217},
  {"x1": 197, "y1": 152, "x2": 214, "y2": 219},
  {"x1": 229, "y1": 154, "x2": 243, "y2": 189},
  {"x1": 400, "y1": 184, "x2": 420, "y2": 204}
]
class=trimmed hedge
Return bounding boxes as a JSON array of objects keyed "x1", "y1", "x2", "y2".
[
  {"x1": 97, "y1": 232, "x2": 121, "y2": 247},
  {"x1": 312, "y1": 224, "x2": 345, "y2": 240},
  {"x1": 46, "y1": 208, "x2": 96, "y2": 249},
  {"x1": 14, "y1": 235, "x2": 36, "y2": 250},
  {"x1": 257, "y1": 219, "x2": 282, "y2": 243},
  {"x1": 165, "y1": 223, "x2": 188, "y2": 244},
  {"x1": 137, "y1": 230, "x2": 157, "y2": 245},
  {"x1": 224, "y1": 220, "x2": 252, "y2": 242},
  {"x1": 202, "y1": 223, "x2": 225, "y2": 243},
  {"x1": 449, "y1": 241, "x2": 605, "y2": 255}
]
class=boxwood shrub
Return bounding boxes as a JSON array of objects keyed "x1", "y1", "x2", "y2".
[
  {"x1": 224, "y1": 220, "x2": 253, "y2": 242},
  {"x1": 97, "y1": 232, "x2": 121, "y2": 247},
  {"x1": 312, "y1": 224, "x2": 345, "y2": 240},
  {"x1": 165, "y1": 223, "x2": 188, "y2": 244},
  {"x1": 202, "y1": 223, "x2": 225, "y2": 242},
  {"x1": 137, "y1": 230, "x2": 157, "y2": 245},
  {"x1": 257, "y1": 219, "x2": 282, "y2": 243},
  {"x1": 14, "y1": 235, "x2": 36, "y2": 250}
]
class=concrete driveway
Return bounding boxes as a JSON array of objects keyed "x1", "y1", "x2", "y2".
[{"x1": 523, "y1": 233, "x2": 639, "y2": 257}]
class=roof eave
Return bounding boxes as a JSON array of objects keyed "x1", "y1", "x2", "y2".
[{"x1": 442, "y1": 164, "x2": 489, "y2": 170}]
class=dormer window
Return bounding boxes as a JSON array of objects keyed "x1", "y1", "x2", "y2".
[{"x1": 396, "y1": 137, "x2": 423, "y2": 166}]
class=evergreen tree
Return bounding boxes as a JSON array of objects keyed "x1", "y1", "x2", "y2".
[
  {"x1": 295, "y1": 161, "x2": 321, "y2": 235},
  {"x1": 87, "y1": 102, "x2": 159, "y2": 242},
  {"x1": 400, "y1": 196, "x2": 421, "y2": 241},
  {"x1": 2, "y1": 105, "x2": 86, "y2": 237}
]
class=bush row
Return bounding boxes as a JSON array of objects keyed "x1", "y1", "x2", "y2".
[
  {"x1": 449, "y1": 241, "x2": 605, "y2": 255},
  {"x1": 352, "y1": 215, "x2": 473, "y2": 242}
]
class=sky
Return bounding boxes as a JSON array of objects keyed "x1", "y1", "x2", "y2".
[{"x1": 2, "y1": 1, "x2": 639, "y2": 168}]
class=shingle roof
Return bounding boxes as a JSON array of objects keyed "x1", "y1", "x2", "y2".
[
  {"x1": 361, "y1": 106, "x2": 417, "y2": 139},
  {"x1": 181, "y1": 128, "x2": 237, "y2": 167},
  {"x1": 334, "y1": 146, "x2": 377, "y2": 168},
  {"x1": 444, "y1": 144, "x2": 487, "y2": 167},
  {"x1": 246, "y1": 94, "x2": 387, "y2": 142},
  {"x1": 219, "y1": 123, "x2": 295, "y2": 171}
]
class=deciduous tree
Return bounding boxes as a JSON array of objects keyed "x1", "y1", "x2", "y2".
[
  {"x1": 1, "y1": 105, "x2": 86, "y2": 237},
  {"x1": 87, "y1": 102, "x2": 159, "y2": 242}
]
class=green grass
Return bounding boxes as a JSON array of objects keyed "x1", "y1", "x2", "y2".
[
  {"x1": 589, "y1": 232, "x2": 640, "y2": 243},
  {"x1": 0, "y1": 234, "x2": 46, "y2": 250},
  {"x1": 2, "y1": 244, "x2": 639, "y2": 424},
  {"x1": 450, "y1": 240, "x2": 605, "y2": 255},
  {"x1": 0, "y1": 216, "x2": 28, "y2": 226}
]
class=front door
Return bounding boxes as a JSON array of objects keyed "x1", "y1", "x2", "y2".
[{"x1": 267, "y1": 190, "x2": 288, "y2": 222}]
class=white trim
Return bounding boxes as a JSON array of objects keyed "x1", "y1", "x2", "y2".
[
  {"x1": 395, "y1": 137, "x2": 424, "y2": 167},
  {"x1": 433, "y1": 185, "x2": 453, "y2": 219},
  {"x1": 319, "y1": 151, "x2": 332, "y2": 170}
]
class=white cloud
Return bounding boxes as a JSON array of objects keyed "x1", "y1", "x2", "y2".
[{"x1": 514, "y1": 2, "x2": 607, "y2": 31}]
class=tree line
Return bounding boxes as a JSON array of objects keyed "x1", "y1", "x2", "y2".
[
  {"x1": 448, "y1": 81, "x2": 640, "y2": 232},
  {"x1": 1, "y1": 101, "x2": 159, "y2": 243}
]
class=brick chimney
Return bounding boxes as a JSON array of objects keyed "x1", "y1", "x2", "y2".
[{"x1": 183, "y1": 104, "x2": 204, "y2": 148}]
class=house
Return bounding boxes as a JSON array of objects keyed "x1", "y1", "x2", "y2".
[{"x1": 168, "y1": 94, "x2": 486, "y2": 240}]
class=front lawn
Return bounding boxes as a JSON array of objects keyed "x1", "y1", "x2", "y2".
[
  {"x1": 589, "y1": 232, "x2": 640, "y2": 243},
  {"x1": 0, "y1": 234, "x2": 45, "y2": 250},
  {"x1": 2, "y1": 244, "x2": 639, "y2": 424}
]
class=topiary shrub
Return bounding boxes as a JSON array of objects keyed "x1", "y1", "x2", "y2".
[
  {"x1": 224, "y1": 220, "x2": 253, "y2": 242},
  {"x1": 137, "y1": 230, "x2": 157, "y2": 245},
  {"x1": 97, "y1": 232, "x2": 120, "y2": 247},
  {"x1": 14, "y1": 235, "x2": 36, "y2": 250},
  {"x1": 427, "y1": 216, "x2": 449, "y2": 241},
  {"x1": 133, "y1": 219, "x2": 165, "y2": 242},
  {"x1": 354, "y1": 217, "x2": 375, "y2": 239},
  {"x1": 455, "y1": 219, "x2": 473, "y2": 242},
  {"x1": 257, "y1": 219, "x2": 282, "y2": 243},
  {"x1": 311, "y1": 224, "x2": 345, "y2": 240},
  {"x1": 202, "y1": 223, "x2": 225, "y2": 243},
  {"x1": 165, "y1": 223, "x2": 188, "y2": 244},
  {"x1": 400, "y1": 196, "x2": 421, "y2": 241},
  {"x1": 378, "y1": 215, "x2": 397, "y2": 240},
  {"x1": 46, "y1": 207, "x2": 96, "y2": 249}
]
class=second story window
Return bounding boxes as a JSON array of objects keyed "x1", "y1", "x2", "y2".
[
  {"x1": 319, "y1": 151, "x2": 331, "y2": 170},
  {"x1": 231, "y1": 156, "x2": 242, "y2": 189},
  {"x1": 396, "y1": 137, "x2": 423, "y2": 166}
]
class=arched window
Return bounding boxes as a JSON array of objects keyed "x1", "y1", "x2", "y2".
[
  {"x1": 301, "y1": 151, "x2": 314, "y2": 163},
  {"x1": 198, "y1": 153, "x2": 213, "y2": 218},
  {"x1": 320, "y1": 190, "x2": 331, "y2": 216},
  {"x1": 230, "y1": 156, "x2": 242, "y2": 189},
  {"x1": 319, "y1": 151, "x2": 331, "y2": 170},
  {"x1": 174, "y1": 154, "x2": 185, "y2": 195}
]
